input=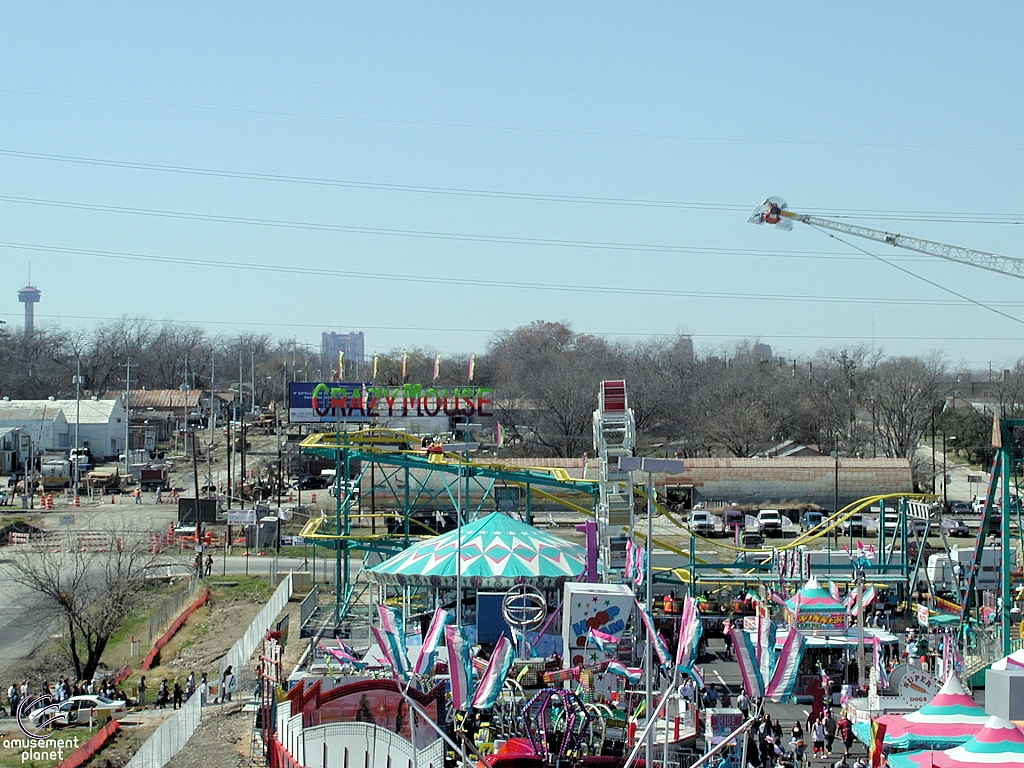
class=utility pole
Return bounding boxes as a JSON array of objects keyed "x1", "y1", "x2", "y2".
[
  {"x1": 73, "y1": 357, "x2": 83, "y2": 492},
  {"x1": 120, "y1": 359, "x2": 132, "y2": 477}
]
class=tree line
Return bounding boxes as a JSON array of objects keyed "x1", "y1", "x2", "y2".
[{"x1": 2, "y1": 318, "x2": 1016, "y2": 480}]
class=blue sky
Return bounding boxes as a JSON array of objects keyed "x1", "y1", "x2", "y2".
[{"x1": 1, "y1": 3, "x2": 1022, "y2": 368}]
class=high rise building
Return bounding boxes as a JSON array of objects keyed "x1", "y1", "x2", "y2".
[
  {"x1": 17, "y1": 284, "x2": 40, "y2": 335},
  {"x1": 321, "y1": 331, "x2": 365, "y2": 374}
]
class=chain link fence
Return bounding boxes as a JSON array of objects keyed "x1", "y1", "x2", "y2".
[
  {"x1": 124, "y1": 572, "x2": 294, "y2": 768},
  {"x1": 146, "y1": 577, "x2": 199, "y2": 646}
]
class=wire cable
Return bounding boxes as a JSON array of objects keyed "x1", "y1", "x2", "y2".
[
  {"x1": 806, "y1": 224, "x2": 1024, "y2": 328},
  {"x1": 2, "y1": 238, "x2": 1022, "y2": 308}
]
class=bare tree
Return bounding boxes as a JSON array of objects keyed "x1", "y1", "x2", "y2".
[
  {"x1": 9, "y1": 528, "x2": 160, "y2": 682},
  {"x1": 872, "y1": 354, "x2": 949, "y2": 460}
]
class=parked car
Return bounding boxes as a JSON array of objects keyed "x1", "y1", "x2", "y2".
[
  {"x1": 689, "y1": 510, "x2": 724, "y2": 538},
  {"x1": 948, "y1": 500, "x2": 971, "y2": 515},
  {"x1": 840, "y1": 514, "x2": 869, "y2": 536},
  {"x1": 741, "y1": 530, "x2": 765, "y2": 548},
  {"x1": 27, "y1": 695, "x2": 127, "y2": 727},
  {"x1": 293, "y1": 474, "x2": 330, "y2": 490},
  {"x1": 723, "y1": 509, "x2": 745, "y2": 531},
  {"x1": 800, "y1": 511, "x2": 823, "y2": 532},
  {"x1": 757, "y1": 509, "x2": 784, "y2": 537},
  {"x1": 941, "y1": 517, "x2": 970, "y2": 537}
]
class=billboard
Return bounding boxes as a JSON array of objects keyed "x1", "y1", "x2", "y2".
[{"x1": 288, "y1": 381, "x2": 494, "y2": 424}]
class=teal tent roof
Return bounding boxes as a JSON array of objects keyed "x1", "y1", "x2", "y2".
[{"x1": 368, "y1": 512, "x2": 587, "y2": 588}]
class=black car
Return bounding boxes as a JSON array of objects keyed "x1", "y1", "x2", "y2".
[{"x1": 294, "y1": 474, "x2": 330, "y2": 490}]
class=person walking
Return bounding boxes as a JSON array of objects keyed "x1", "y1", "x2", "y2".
[
  {"x1": 172, "y1": 680, "x2": 183, "y2": 710},
  {"x1": 825, "y1": 710, "x2": 838, "y2": 756},
  {"x1": 133, "y1": 487, "x2": 142, "y2": 504},
  {"x1": 157, "y1": 679, "x2": 169, "y2": 709},
  {"x1": 7, "y1": 683, "x2": 18, "y2": 717},
  {"x1": 156, "y1": 486, "x2": 163, "y2": 504},
  {"x1": 737, "y1": 691, "x2": 750, "y2": 719},
  {"x1": 222, "y1": 666, "x2": 236, "y2": 702},
  {"x1": 136, "y1": 676, "x2": 147, "y2": 709},
  {"x1": 205, "y1": 554, "x2": 213, "y2": 577},
  {"x1": 838, "y1": 713, "x2": 855, "y2": 757},
  {"x1": 813, "y1": 716, "x2": 826, "y2": 758},
  {"x1": 199, "y1": 673, "x2": 209, "y2": 706},
  {"x1": 185, "y1": 672, "x2": 196, "y2": 700}
]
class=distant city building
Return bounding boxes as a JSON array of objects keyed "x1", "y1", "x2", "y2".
[
  {"x1": 753, "y1": 343, "x2": 773, "y2": 361},
  {"x1": 322, "y1": 331, "x2": 365, "y2": 370},
  {"x1": 17, "y1": 285, "x2": 40, "y2": 335}
]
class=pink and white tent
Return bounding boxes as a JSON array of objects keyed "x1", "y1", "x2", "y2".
[{"x1": 889, "y1": 716, "x2": 1024, "y2": 768}]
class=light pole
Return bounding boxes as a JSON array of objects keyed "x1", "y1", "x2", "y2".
[
  {"x1": 830, "y1": 450, "x2": 839, "y2": 552},
  {"x1": 619, "y1": 456, "x2": 685, "y2": 768},
  {"x1": 73, "y1": 358, "x2": 84, "y2": 493},
  {"x1": 450, "y1": 424, "x2": 482, "y2": 629},
  {"x1": 943, "y1": 434, "x2": 957, "y2": 505}
]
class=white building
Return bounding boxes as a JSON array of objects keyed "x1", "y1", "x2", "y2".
[
  {"x1": 0, "y1": 400, "x2": 70, "y2": 455},
  {"x1": 53, "y1": 398, "x2": 127, "y2": 460}
]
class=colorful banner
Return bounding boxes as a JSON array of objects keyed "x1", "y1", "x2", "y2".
[
  {"x1": 758, "y1": 617, "x2": 777, "y2": 688},
  {"x1": 871, "y1": 634, "x2": 889, "y2": 689},
  {"x1": 378, "y1": 603, "x2": 403, "y2": 635},
  {"x1": 675, "y1": 596, "x2": 702, "y2": 671},
  {"x1": 446, "y1": 624, "x2": 473, "y2": 711},
  {"x1": 401, "y1": 350, "x2": 407, "y2": 379},
  {"x1": 870, "y1": 720, "x2": 887, "y2": 768},
  {"x1": 372, "y1": 354, "x2": 379, "y2": 380},
  {"x1": 795, "y1": 612, "x2": 848, "y2": 631},
  {"x1": 730, "y1": 626, "x2": 764, "y2": 698},
  {"x1": 589, "y1": 628, "x2": 620, "y2": 650},
  {"x1": 495, "y1": 422, "x2": 504, "y2": 449},
  {"x1": 765, "y1": 629, "x2": 806, "y2": 702},
  {"x1": 413, "y1": 608, "x2": 451, "y2": 675},
  {"x1": 636, "y1": 600, "x2": 672, "y2": 667},
  {"x1": 319, "y1": 642, "x2": 366, "y2": 670},
  {"x1": 372, "y1": 626, "x2": 411, "y2": 681},
  {"x1": 564, "y1": 585, "x2": 633, "y2": 668},
  {"x1": 471, "y1": 635, "x2": 514, "y2": 710},
  {"x1": 606, "y1": 661, "x2": 643, "y2": 683}
]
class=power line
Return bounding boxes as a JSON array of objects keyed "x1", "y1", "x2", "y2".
[
  {"x1": 0, "y1": 147, "x2": 1021, "y2": 224},
  {"x1": 3, "y1": 88, "x2": 1023, "y2": 153},
  {"x1": 4, "y1": 311, "x2": 1020, "y2": 344},
  {"x1": 0, "y1": 193, "x2": 944, "y2": 261},
  {"x1": 2, "y1": 238, "x2": 1022, "y2": 307}
]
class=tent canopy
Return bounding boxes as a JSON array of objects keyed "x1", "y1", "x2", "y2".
[
  {"x1": 889, "y1": 716, "x2": 1024, "y2": 768},
  {"x1": 369, "y1": 512, "x2": 587, "y2": 588},
  {"x1": 856, "y1": 674, "x2": 991, "y2": 750},
  {"x1": 785, "y1": 577, "x2": 846, "y2": 614}
]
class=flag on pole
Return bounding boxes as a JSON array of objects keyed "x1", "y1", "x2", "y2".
[
  {"x1": 467, "y1": 352, "x2": 476, "y2": 382},
  {"x1": 372, "y1": 354, "x2": 379, "y2": 380},
  {"x1": 377, "y1": 603, "x2": 403, "y2": 636},
  {"x1": 828, "y1": 580, "x2": 841, "y2": 601},
  {"x1": 433, "y1": 351, "x2": 442, "y2": 381},
  {"x1": 401, "y1": 349, "x2": 408, "y2": 379},
  {"x1": 758, "y1": 617, "x2": 777, "y2": 688},
  {"x1": 414, "y1": 608, "x2": 452, "y2": 675},
  {"x1": 870, "y1": 720, "x2": 887, "y2": 768},
  {"x1": 319, "y1": 643, "x2": 366, "y2": 670},
  {"x1": 495, "y1": 422, "x2": 504, "y2": 449},
  {"x1": 588, "y1": 628, "x2": 620, "y2": 651},
  {"x1": 675, "y1": 596, "x2": 702, "y2": 671},
  {"x1": 446, "y1": 624, "x2": 473, "y2": 711},
  {"x1": 730, "y1": 625, "x2": 764, "y2": 698},
  {"x1": 337, "y1": 351, "x2": 344, "y2": 380},
  {"x1": 633, "y1": 546, "x2": 647, "y2": 587},
  {"x1": 635, "y1": 600, "x2": 672, "y2": 667},
  {"x1": 872, "y1": 634, "x2": 889, "y2": 689},
  {"x1": 471, "y1": 635, "x2": 515, "y2": 710},
  {"x1": 765, "y1": 629, "x2": 806, "y2": 702},
  {"x1": 372, "y1": 626, "x2": 411, "y2": 681},
  {"x1": 605, "y1": 661, "x2": 643, "y2": 683}
]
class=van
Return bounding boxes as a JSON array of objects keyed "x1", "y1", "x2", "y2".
[
  {"x1": 800, "y1": 511, "x2": 823, "y2": 532},
  {"x1": 757, "y1": 509, "x2": 783, "y2": 537}
]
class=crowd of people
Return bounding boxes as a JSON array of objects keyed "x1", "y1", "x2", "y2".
[{"x1": 746, "y1": 708, "x2": 863, "y2": 768}]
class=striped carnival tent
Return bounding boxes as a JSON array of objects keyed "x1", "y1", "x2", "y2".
[
  {"x1": 785, "y1": 577, "x2": 848, "y2": 631},
  {"x1": 853, "y1": 673, "x2": 989, "y2": 749},
  {"x1": 368, "y1": 512, "x2": 587, "y2": 589},
  {"x1": 889, "y1": 716, "x2": 1024, "y2": 768}
]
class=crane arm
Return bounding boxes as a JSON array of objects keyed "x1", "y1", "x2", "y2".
[{"x1": 749, "y1": 197, "x2": 1024, "y2": 279}]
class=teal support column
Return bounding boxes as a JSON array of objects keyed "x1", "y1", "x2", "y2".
[
  {"x1": 1002, "y1": 435, "x2": 1013, "y2": 655},
  {"x1": 525, "y1": 483, "x2": 532, "y2": 526}
]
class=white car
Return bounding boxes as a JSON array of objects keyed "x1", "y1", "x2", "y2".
[{"x1": 27, "y1": 695, "x2": 128, "y2": 726}]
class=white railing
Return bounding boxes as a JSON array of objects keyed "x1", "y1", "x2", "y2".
[
  {"x1": 124, "y1": 572, "x2": 294, "y2": 768},
  {"x1": 123, "y1": 685, "x2": 202, "y2": 768}
]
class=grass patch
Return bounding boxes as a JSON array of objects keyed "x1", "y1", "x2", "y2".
[
  {"x1": 207, "y1": 575, "x2": 274, "y2": 602},
  {"x1": 0, "y1": 726, "x2": 101, "y2": 768},
  {"x1": 101, "y1": 580, "x2": 193, "y2": 669}
]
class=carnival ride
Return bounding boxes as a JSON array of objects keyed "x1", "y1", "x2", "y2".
[{"x1": 751, "y1": 197, "x2": 1024, "y2": 661}]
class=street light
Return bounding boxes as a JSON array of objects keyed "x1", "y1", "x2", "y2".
[
  {"x1": 830, "y1": 450, "x2": 839, "y2": 552},
  {"x1": 943, "y1": 434, "x2": 957, "y2": 505},
  {"x1": 619, "y1": 456, "x2": 685, "y2": 768}
]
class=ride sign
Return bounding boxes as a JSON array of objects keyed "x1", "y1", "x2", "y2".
[{"x1": 289, "y1": 381, "x2": 494, "y2": 423}]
